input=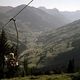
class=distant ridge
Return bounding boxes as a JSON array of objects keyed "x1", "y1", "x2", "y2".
[{"x1": 0, "y1": 6, "x2": 13, "y2": 13}]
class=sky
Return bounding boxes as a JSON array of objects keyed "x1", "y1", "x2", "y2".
[{"x1": 0, "y1": 0, "x2": 80, "y2": 11}]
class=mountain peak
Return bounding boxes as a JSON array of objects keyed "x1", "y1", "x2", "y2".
[
  {"x1": 17, "y1": 4, "x2": 27, "y2": 8},
  {"x1": 52, "y1": 8, "x2": 59, "y2": 12},
  {"x1": 38, "y1": 7, "x2": 47, "y2": 10},
  {"x1": 0, "y1": 6, "x2": 13, "y2": 13},
  {"x1": 76, "y1": 10, "x2": 80, "y2": 13}
]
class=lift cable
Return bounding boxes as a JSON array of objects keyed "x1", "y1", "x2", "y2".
[{"x1": 2, "y1": 0, "x2": 34, "y2": 29}]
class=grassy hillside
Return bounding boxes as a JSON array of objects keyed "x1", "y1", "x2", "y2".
[
  {"x1": 3, "y1": 73, "x2": 80, "y2": 80},
  {"x1": 17, "y1": 19, "x2": 80, "y2": 73},
  {"x1": 32, "y1": 19, "x2": 80, "y2": 72}
]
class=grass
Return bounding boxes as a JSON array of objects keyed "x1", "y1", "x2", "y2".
[{"x1": 2, "y1": 74, "x2": 72, "y2": 80}]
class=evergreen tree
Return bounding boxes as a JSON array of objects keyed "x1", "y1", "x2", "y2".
[
  {"x1": 0, "y1": 30, "x2": 7, "y2": 78},
  {"x1": 23, "y1": 56, "x2": 28, "y2": 75},
  {"x1": 67, "y1": 58, "x2": 75, "y2": 73}
]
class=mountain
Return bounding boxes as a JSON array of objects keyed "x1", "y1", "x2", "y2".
[
  {"x1": 29, "y1": 19, "x2": 80, "y2": 72},
  {"x1": 38, "y1": 19, "x2": 80, "y2": 45},
  {"x1": 6, "y1": 5, "x2": 70, "y2": 32},
  {"x1": 39, "y1": 7, "x2": 80, "y2": 23},
  {"x1": 61, "y1": 10, "x2": 80, "y2": 22},
  {"x1": 39, "y1": 7, "x2": 71, "y2": 24},
  {"x1": 0, "y1": 6, "x2": 13, "y2": 13},
  {"x1": 39, "y1": 7, "x2": 60, "y2": 14}
]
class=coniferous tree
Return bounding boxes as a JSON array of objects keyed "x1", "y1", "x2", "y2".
[
  {"x1": 67, "y1": 58, "x2": 75, "y2": 73},
  {"x1": 23, "y1": 56, "x2": 28, "y2": 75},
  {"x1": 0, "y1": 29, "x2": 8, "y2": 78}
]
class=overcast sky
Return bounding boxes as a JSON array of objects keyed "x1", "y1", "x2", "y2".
[{"x1": 0, "y1": 0, "x2": 80, "y2": 11}]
